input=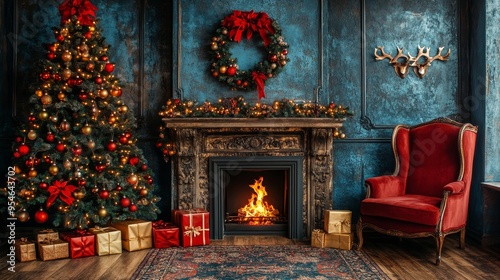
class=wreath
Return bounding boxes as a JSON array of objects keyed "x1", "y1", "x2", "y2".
[{"x1": 209, "y1": 10, "x2": 289, "y2": 100}]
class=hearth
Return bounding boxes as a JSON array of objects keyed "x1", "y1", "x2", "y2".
[
  {"x1": 210, "y1": 156, "x2": 302, "y2": 237},
  {"x1": 162, "y1": 118, "x2": 344, "y2": 240}
]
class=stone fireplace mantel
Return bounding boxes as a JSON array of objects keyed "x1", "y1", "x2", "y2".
[{"x1": 163, "y1": 117, "x2": 345, "y2": 239}]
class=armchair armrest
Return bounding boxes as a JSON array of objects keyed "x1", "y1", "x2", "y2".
[
  {"x1": 365, "y1": 175, "x2": 405, "y2": 198},
  {"x1": 443, "y1": 181, "x2": 465, "y2": 195}
]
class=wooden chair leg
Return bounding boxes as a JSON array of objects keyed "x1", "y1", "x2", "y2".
[
  {"x1": 356, "y1": 218, "x2": 364, "y2": 250},
  {"x1": 459, "y1": 228, "x2": 466, "y2": 249},
  {"x1": 435, "y1": 234, "x2": 445, "y2": 265}
]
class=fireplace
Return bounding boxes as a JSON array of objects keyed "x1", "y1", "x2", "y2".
[
  {"x1": 210, "y1": 156, "x2": 303, "y2": 238},
  {"x1": 163, "y1": 118, "x2": 344, "y2": 240}
]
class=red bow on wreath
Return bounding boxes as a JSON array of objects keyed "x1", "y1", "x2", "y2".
[
  {"x1": 46, "y1": 180, "x2": 78, "y2": 208},
  {"x1": 59, "y1": 0, "x2": 98, "y2": 26},
  {"x1": 222, "y1": 10, "x2": 275, "y2": 47}
]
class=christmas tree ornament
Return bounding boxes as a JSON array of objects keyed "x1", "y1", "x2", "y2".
[
  {"x1": 35, "y1": 89, "x2": 44, "y2": 97},
  {"x1": 119, "y1": 134, "x2": 128, "y2": 144},
  {"x1": 78, "y1": 92, "x2": 87, "y2": 101},
  {"x1": 18, "y1": 144, "x2": 30, "y2": 156},
  {"x1": 28, "y1": 113, "x2": 36, "y2": 122},
  {"x1": 104, "y1": 63, "x2": 115, "y2": 73},
  {"x1": 72, "y1": 145, "x2": 83, "y2": 156},
  {"x1": 46, "y1": 180, "x2": 78, "y2": 208},
  {"x1": 99, "y1": 189, "x2": 109, "y2": 199},
  {"x1": 129, "y1": 156, "x2": 139, "y2": 166},
  {"x1": 106, "y1": 140, "x2": 117, "y2": 152},
  {"x1": 98, "y1": 89, "x2": 108, "y2": 99},
  {"x1": 56, "y1": 142, "x2": 66, "y2": 152},
  {"x1": 115, "y1": 185, "x2": 122, "y2": 192},
  {"x1": 141, "y1": 164, "x2": 148, "y2": 171},
  {"x1": 86, "y1": 62, "x2": 95, "y2": 71},
  {"x1": 74, "y1": 169, "x2": 82, "y2": 178},
  {"x1": 28, "y1": 168, "x2": 38, "y2": 177},
  {"x1": 17, "y1": 209, "x2": 30, "y2": 222},
  {"x1": 13, "y1": 150, "x2": 21, "y2": 158},
  {"x1": 140, "y1": 188, "x2": 148, "y2": 197},
  {"x1": 40, "y1": 94, "x2": 53, "y2": 105},
  {"x1": 127, "y1": 173, "x2": 138, "y2": 185},
  {"x1": 39, "y1": 182, "x2": 49, "y2": 190},
  {"x1": 62, "y1": 68, "x2": 72, "y2": 80},
  {"x1": 27, "y1": 130, "x2": 37, "y2": 140},
  {"x1": 63, "y1": 160, "x2": 72, "y2": 169},
  {"x1": 49, "y1": 164, "x2": 59, "y2": 175},
  {"x1": 73, "y1": 189, "x2": 86, "y2": 200},
  {"x1": 111, "y1": 88, "x2": 122, "y2": 97},
  {"x1": 87, "y1": 139, "x2": 96, "y2": 149},
  {"x1": 98, "y1": 206, "x2": 107, "y2": 217},
  {"x1": 58, "y1": 92, "x2": 66, "y2": 101},
  {"x1": 60, "y1": 119, "x2": 71, "y2": 131},
  {"x1": 120, "y1": 196, "x2": 131, "y2": 208},
  {"x1": 46, "y1": 131, "x2": 55, "y2": 142},
  {"x1": 129, "y1": 203, "x2": 138, "y2": 212},
  {"x1": 78, "y1": 179, "x2": 87, "y2": 187},
  {"x1": 34, "y1": 208, "x2": 49, "y2": 223},
  {"x1": 61, "y1": 51, "x2": 72, "y2": 62},
  {"x1": 95, "y1": 76, "x2": 103, "y2": 84},
  {"x1": 50, "y1": 114, "x2": 59, "y2": 123},
  {"x1": 118, "y1": 104, "x2": 128, "y2": 113},
  {"x1": 81, "y1": 124, "x2": 92, "y2": 135}
]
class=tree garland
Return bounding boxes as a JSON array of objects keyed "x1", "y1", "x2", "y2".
[{"x1": 209, "y1": 10, "x2": 289, "y2": 100}]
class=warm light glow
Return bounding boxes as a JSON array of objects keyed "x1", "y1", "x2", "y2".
[{"x1": 238, "y1": 177, "x2": 279, "y2": 225}]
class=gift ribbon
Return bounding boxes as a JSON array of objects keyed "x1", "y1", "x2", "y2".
[
  {"x1": 183, "y1": 212, "x2": 208, "y2": 246},
  {"x1": 331, "y1": 219, "x2": 351, "y2": 230},
  {"x1": 222, "y1": 10, "x2": 275, "y2": 47},
  {"x1": 46, "y1": 180, "x2": 78, "y2": 208},
  {"x1": 128, "y1": 224, "x2": 151, "y2": 249},
  {"x1": 91, "y1": 227, "x2": 120, "y2": 254}
]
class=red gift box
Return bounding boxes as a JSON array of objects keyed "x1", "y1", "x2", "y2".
[
  {"x1": 152, "y1": 220, "x2": 180, "y2": 248},
  {"x1": 60, "y1": 230, "x2": 95, "y2": 258},
  {"x1": 175, "y1": 209, "x2": 210, "y2": 247}
]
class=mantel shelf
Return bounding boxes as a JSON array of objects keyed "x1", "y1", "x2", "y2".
[{"x1": 162, "y1": 118, "x2": 345, "y2": 129}]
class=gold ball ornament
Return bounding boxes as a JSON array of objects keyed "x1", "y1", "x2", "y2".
[
  {"x1": 73, "y1": 189, "x2": 85, "y2": 200},
  {"x1": 219, "y1": 66, "x2": 227, "y2": 74},
  {"x1": 98, "y1": 206, "x2": 107, "y2": 217},
  {"x1": 50, "y1": 115, "x2": 59, "y2": 123},
  {"x1": 27, "y1": 130, "x2": 37, "y2": 140},
  {"x1": 28, "y1": 168, "x2": 38, "y2": 177},
  {"x1": 40, "y1": 94, "x2": 52, "y2": 105},
  {"x1": 18, "y1": 209, "x2": 30, "y2": 222},
  {"x1": 87, "y1": 140, "x2": 96, "y2": 149},
  {"x1": 35, "y1": 89, "x2": 44, "y2": 97},
  {"x1": 140, "y1": 188, "x2": 148, "y2": 197},
  {"x1": 120, "y1": 157, "x2": 129, "y2": 164},
  {"x1": 98, "y1": 89, "x2": 108, "y2": 99},
  {"x1": 127, "y1": 173, "x2": 138, "y2": 185},
  {"x1": 118, "y1": 105, "x2": 128, "y2": 113},
  {"x1": 211, "y1": 42, "x2": 218, "y2": 50},
  {"x1": 49, "y1": 164, "x2": 59, "y2": 175},
  {"x1": 81, "y1": 124, "x2": 92, "y2": 135},
  {"x1": 63, "y1": 160, "x2": 72, "y2": 170},
  {"x1": 58, "y1": 92, "x2": 66, "y2": 101},
  {"x1": 39, "y1": 110, "x2": 49, "y2": 120},
  {"x1": 61, "y1": 51, "x2": 72, "y2": 62},
  {"x1": 62, "y1": 68, "x2": 72, "y2": 80}
]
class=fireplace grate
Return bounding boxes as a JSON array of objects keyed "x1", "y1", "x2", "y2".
[{"x1": 225, "y1": 216, "x2": 288, "y2": 224}]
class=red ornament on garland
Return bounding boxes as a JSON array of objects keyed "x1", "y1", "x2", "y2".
[
  {"x1": 227, "y1": 66, "x2": 237, "y2": 76},
  {"x1": 129, "y1": 156, "x2": 139, "y2": 166},
  {"x1": 115, "y1": 185, "x2": 122, "y2": 192},
  {"x1": 95, "y1": 76, "x2": 103, "y2": 84},
  {"x1": 107, "y1": 140, "x2": 117, "y2": 152},
  {"x1": 105, "y1": 63, "x2": 115, "y2": 73},
  {"x1": 46, "y1": 132, "x2": 55, "y2": 142},
  {"x1": 120, "y1": 196, "x2": 131, "y2": 208},
  {"x1": 72, "y1": 145, "x2": 83, "y2": 156},
  {"x1": 39, "y1": 182, "x2": 48, "y2": 190},
  {"x1": 18, "y1": 144, "x2": 30, "y2": 156},
  {"x1": 99, "y1": 189, "x2": 109, "y2": 199},
  {"x1": 56, "y1": 142, "x2": 65, "y2": 152},
  {"x1": 119, "y1": 134, "x2": 128, "y2": 145},
  {"x1": 34, "y1": 208, "x2": 49, "y2": 224},
  {"x1": 141, "y1": 164, "x2": 148, "y2": 171},
  {"x1": 47, "y1": 52, "x2": 56, "y2": 60},
  {"x1": 13, "y1": 151, "x2": 21, "y2": 158}
]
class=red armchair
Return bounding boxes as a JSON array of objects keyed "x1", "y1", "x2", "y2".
[{"x1": 356, "y1": 118, "x2": 477, "y2": 265}]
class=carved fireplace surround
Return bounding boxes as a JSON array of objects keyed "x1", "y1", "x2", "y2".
[{"x1": 163, "y1": 118, "x2": 344, "y2": 240}]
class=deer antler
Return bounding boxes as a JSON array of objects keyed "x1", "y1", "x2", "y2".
[
  {"x1": 408, "y1": 45, "x2": 430, "y2": 66},
  {"x1": 429, "y1": 46, "x2": 451, "y2": 64},
  {"x1": 374, "y1": 46, "x2": 393, "y2": 62}
]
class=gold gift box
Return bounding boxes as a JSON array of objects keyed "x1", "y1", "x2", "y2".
[
  {"x1": 324, "y1": 210, "x2": 352, "y2": 234},
  {"x1": 111, "y1": 219, "x2": 152, "y2": 251},
  {"x1": 311, "y1": 229, "x2": 326, "y2": 248},
  {"x1": 37, "y1": 239, "x2": 69, "y2": 261},
  {"x1": 15, "y1": 239, "x2": 36, "y2": 262},
  {"x1": 88, "y1": 227, "x2": 122, "y2": 256},
  {"x1": 324, "y1": 232, "x2": 354, "y2": 250},
  {"x1": 36, "y1": 229, "x2": 59, "y2": 243}
]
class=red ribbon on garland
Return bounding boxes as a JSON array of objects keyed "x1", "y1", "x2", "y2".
[
  {"x1": 46, "y1": 180, "x2": 78, "y2": 208},
  {"x1": 222, "y1": 10, "x2": 275, "y2": 47},
  {"x1": 252, "y1": 71, "x2": 268, "y2": 100},
  {"x1": 59, "y1": 0, "x2": 98, "y2": 26}
]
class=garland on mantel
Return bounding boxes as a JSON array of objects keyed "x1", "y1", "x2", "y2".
[{"x1": 156, "y1": 97, "x2": 353, "y2": 159}]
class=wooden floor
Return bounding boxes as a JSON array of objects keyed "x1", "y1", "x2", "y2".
[{"x1": 1, "y1": 232, "x2": 499, "y2": 279}]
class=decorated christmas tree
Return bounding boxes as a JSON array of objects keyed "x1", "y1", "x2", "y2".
[{"x1": 7, "y1": 0, "x2": 160, "y2": 229}]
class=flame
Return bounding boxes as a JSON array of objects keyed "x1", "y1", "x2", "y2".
[{"x1": 238, "y1": 177, "x2": 279, "y2": 224}]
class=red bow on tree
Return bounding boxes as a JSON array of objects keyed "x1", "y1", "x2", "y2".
[
  {"x1": 252, "y1": 71, "x2": 268, "y2": 100},
  {"x1": 222, "y1": 10, "x2": 275, "y2": 47},
  {"x1": 46, "y1": 180, "x2": 78, "y2": 208},
  {"x1": 59, "y1": 0, "x2": 98, "y2": 26}
]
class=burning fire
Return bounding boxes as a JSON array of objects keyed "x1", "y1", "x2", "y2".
[{"x1": 238, "y1": 177, "x2": 279, "y2": 225}]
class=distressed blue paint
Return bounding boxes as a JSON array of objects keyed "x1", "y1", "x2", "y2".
[{"x1": 175, "y1": 0, "x2": 321, "y2": 103}]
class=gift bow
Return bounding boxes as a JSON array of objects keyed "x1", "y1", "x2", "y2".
[
  {"x1": 252, "y1": 71, "x2": 267, "y2": 100},
  {"x1": 183, "y1": 226, "x2": 202, "y2": 237},
  {"x1": 332, "y1": 219, "x2": 351, "y2": 228},
  {"x1": 39, "y1": 229, "x2": 55, "y2": 234},
  {"x1": 59, "y1": 0, "x2": 98, "y2": 26},
  {"x1": 312, "y1": 229, "x2": 324, "y2": 243},
  {"x1": 46, "y1": 180, "x2": 78, "y2": 208},
  {"x1": 20, "y1": 237, "x2": 28, "y2": 243},
  {"x1": 222, "y1": 10, "x2": 275, "y2": 47},
  {"x1": 40, "y1": 237, "x2": 59, "y2": 244}
]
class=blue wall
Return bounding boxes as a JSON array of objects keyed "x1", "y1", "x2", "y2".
[{"x1": 2, "y1": 0, "x2": 496, "y2": 241}]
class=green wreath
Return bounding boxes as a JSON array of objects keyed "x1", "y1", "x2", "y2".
[{"x1": 209, "y1": 10, "x2": 289, "y2": 100}]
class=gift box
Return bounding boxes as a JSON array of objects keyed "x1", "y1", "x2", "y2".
[
  {"x1": 152, "y1": 220, "x2": 179, "y2": 248},
  {"x1": 35, "y1": 229, "x2": 59, "y2": 243},
  {"x1": 111, "y1": 219, "x2": 152, "y2": 251},
  {"x1": 324, "y1": 232, "x2": 354, "y2": 250},
  {"x1": 324, "y1": 210, "x2": 352, "y2": 234},
  {"x1": 60, "y1": 230, "x2": 95, "y2": 258},
  {"x1": 37, "y1": 239, "x2": 69, "y2": 261},
  {"x1": 15, "y1": 238, "x2": 36, "y2": 262},
  {"x1": 88, "y1": 226, "x2": 122, "y2": 256},
  {"x1": 311, "y1": 229, "x2": 326, "y2": 248},
  {"x1": 175, "y1": 209, "x2": 210, "y2": 247}
]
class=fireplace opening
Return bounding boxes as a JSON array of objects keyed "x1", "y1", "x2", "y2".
[
  {"x1": 224, "y1": 170, "x2": 288, "y2": 235},
  {"x1": 209, "y1": 156, "x2": 303, "y2": 239}
]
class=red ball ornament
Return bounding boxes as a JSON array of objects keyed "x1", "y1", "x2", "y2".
[
  {"x1": 15, "y1": 136, "x2": 23, "y2": 143},
  {"x1": 227, "y1": 66, "x2": 237, "y2": 76},
  {"x1": 129, "y1": 156, "x2": 140, "y2": 166},
  {"x1": 115, "y1": 185, "x2": 122, "y2": 192},
  {"x1": 129, "y1": 204, "x2": 138, "y2": 212},
  {"x1": 18, "y1": 144, "x2": 30, "y2": 156},
  {"x1": 53, "y1": 73, "x2": 61, "y2": 81},
  {"x1": 56, "y1": 34, "x2": 64, "y2": 42},
  {"x1": 125, "y1": 132, "x2": 132, "y2": 139},
  {"x1": 78, "y1": 92, "x2": 88, "y2": 101},
  {"x1": 120, "y1": 196, "x2": 131, "y2": 208},
  {"x1": 72, "y1": 145, "x2": 83, "y2": 156},
  {"x1": 13, "y1": 151, "x2": 21, "y2": 158},
  {"x1": 56, "y1": 142, "x2": 65, "y2": 152},
  {"x1": 47, "y1": 52, "x2": 56, "y2": 60},
  {"x1": 119, "y1": 135, "x2": 128, "y2": 144},
  {"x1": 141, "y1": 164, "x2": 148, "y2": 171},
  {"x1": 99, "y1": 189, "x2": 109, "y2": 199},
  {"x1": 95, "y1": 76, "x2": 103, "y2": 84},
  {"x1": 35, "y1": 208, "x2": 49, "y2": 224},
  {"x1": 40, "y1": 72, "x2": 51, "y2": 81},
  {"x1": 39, "y1": 182, "x2": 48, "y2": 190},
  {"x1": 84, "y1": 31, "x2": 92, "y2": 39},
  {"x1": 95, "y1": 164, "x2": 106, "y2": 173},
  {"x1": 107, "y1": 141, "x2": 117, "y2": 152},
  {"x1": 101, "y1": 55, "x2": 108, "y2": 61},
  {"x1": 105, "y1": 63, "x2": 115, "y2": 73},
  {"x1": 78, "y1": 179, "x2": 86, "y2": 187},
  {"x1": 269, "y1": 54, "x2": 278, "y2": 62},
  {"x1": 46, "y1": 132, "x2": 55, "y2": 142}
]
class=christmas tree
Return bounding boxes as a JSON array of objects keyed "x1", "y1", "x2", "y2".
[{"x1": 7, "y1": 0, "x2": 160, "y2": 229}]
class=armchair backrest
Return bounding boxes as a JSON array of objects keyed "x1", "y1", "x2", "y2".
[{"x1": 392, "y1": 118, "x2": 478, "y2": 197}]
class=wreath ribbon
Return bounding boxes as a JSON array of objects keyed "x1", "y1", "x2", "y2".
[
  {"x1": 59, "y1": 0, "x2": 98, "y2": 26},
  {"x1": 252, "y1": 71, "x2": 268, "y2": 100},
  {"x1": 222, "y1": 10, "x2": 275, "y2": 47}
]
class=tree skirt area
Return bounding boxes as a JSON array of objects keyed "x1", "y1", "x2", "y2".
[{"x1": 131, "y1": 245, "x2": 389, "y2": 279}]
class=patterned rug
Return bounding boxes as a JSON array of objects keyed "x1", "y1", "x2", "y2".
[{"x1": 131, "y1": 245, "x2": 389, "y2": 280}]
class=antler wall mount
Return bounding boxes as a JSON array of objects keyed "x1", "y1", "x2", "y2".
[{"x1": 374, "y1": 46, "x2": 450, "y2": 79}]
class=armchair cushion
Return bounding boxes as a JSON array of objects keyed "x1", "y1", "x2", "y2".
[
  {"x1": 361, "y1": 194, "x2": 441, "y2": 226},
  {"x1": 365, "y1": 175, "x2": 405, "y2": 198}
]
